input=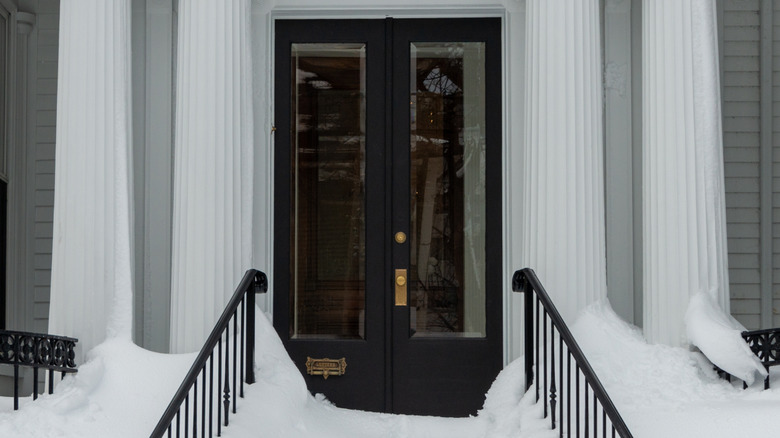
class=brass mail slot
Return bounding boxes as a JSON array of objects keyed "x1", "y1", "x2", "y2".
[{"x1": 306, "y1": 357, "x2": 347, "y2": 380}]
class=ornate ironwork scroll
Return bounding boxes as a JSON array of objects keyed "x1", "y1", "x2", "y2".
[{"x1": 0, "y1": 330, "x2": 78, "y2": 410}]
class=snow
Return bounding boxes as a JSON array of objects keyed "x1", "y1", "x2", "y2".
[
  {"x1": 4, "y1": 304, "x2": 780, "y2": 437},
  {"x1": 685, "y1": 291, "x2": 767, "y2": 385}
]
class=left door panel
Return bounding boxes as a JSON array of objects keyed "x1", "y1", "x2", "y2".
[{"x1": 274, "y1": 20, "x2": 388, "y2": 412}]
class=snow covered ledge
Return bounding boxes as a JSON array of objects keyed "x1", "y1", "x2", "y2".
[
  {"x1": 642, "y1": 0, "x2": 730, "y2": 347},
  {"x1": 48, "y1": 0, "x2": 135, "y2": 364}
]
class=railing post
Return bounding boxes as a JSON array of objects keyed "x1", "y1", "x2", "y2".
[
  {"x1": 245, "y1": 271, "x2": 268, "y2": 385},
  {"x1": 512, "y1": 270, "x2": 535, "y2": 392}
]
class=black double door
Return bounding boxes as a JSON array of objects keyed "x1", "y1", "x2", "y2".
[{"x1": 274, "y1": 18, "x2": 502, "y2": 417}]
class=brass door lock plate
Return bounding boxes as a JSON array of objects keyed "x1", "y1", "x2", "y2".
[{"x1": 395, "y1": 269, "x2": 407, "y2": 306}]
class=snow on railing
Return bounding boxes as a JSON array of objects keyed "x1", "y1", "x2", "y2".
[
  {"x1": 513, "y1": 268, "x2": 633, "y2": 438},
  {"x1": 149, "y1": 269, "x2": 267, "y2": 438},
  {"x1": 736, "y1": 328, "x2": 779, "y2": 389},
  {"x1": 0, "y1": 330, "x2": 78, "y2": 410}
]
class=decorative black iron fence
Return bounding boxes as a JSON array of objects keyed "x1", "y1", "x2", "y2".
[
  {"x1": 0, "y1": 330, "x2": 78, "y2": 410},
  {"x1": 741, "y1": 328, "x2": 779, "y2": 389},
  {"x1": 513, "y1": 268, "x2": 633, "y2": 438},
  {"x1": 150, "y1": 269, "x2": 267, "y2": 438}
]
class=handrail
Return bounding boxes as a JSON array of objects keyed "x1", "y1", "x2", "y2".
[
  {"x1": 0, "y1": 329, "x2": 78, "y2": 410},
  {"x1": 513, "y1": 268, "x2": 633, "y2": 438},
  {"x1": 150, "y1": 269, "x2": 268, "y2": 438}
]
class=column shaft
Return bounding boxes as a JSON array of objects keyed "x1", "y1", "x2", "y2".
[
  {"x1": 523, "y1": 0, "x2": 608, "y2": 323},
  {"x1": 49, "y1": 0, "x2": 134, "y2": 362},
  {"x1": 642, "y1": 0, "x2": 730, "y2": 346},
  {"x1": 169, "y1": 0, "x2": 254, "y2": 353}
]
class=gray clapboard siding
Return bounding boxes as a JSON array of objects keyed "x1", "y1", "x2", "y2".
[
  {"x1": 31, "y1": 0, "x2": 58, "y2": 334},
  {"x1": 723, "y1": 0, "x2": 762, "y2": 329}
]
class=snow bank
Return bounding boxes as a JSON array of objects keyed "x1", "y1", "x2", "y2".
[
  {"x1": 226, "y1": 310, "x2": 489, "y2": 438},
  {"x1": 6, "y1": 302, "x2": 780, "y2": 438},
  {"x1": 685, "y1": 291, "x2": 767, "y2": 385},
  {"x1": 0, "y1": 338, "x2": 194, "y2": 437},
  {"x1": 571, "y1": 300, "x2": 736, "y2": 413}
]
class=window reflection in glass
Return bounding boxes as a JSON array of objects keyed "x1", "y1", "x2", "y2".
[
  {"x1": 409, "y1": 42, "x2": 487, "y2": 338},
  {"x1": 290, "y1": 44, "x2": 367, "y2": 339}
]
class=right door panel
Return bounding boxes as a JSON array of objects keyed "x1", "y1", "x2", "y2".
[{"x1": 390, "y1": 18, "x2": 503, "y2": 417}]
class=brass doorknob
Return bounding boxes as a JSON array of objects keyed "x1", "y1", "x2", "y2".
[{"x1": 396, "y1": 275, "x2": 407, "y2": 287}]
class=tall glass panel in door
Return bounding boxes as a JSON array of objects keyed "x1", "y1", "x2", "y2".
[
  {"x1": 290, "y1": 44, "x2": 366, "y2": 339},
  {"x1": 409, "y1": 42, "x2": 486, "y2": 338}
]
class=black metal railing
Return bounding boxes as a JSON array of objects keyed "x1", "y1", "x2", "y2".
[
  {"x1": 150, "y1": 269, "x2": 268, "y2": 438},
  {"x1": 513, "y1": 268, "x2": 633, "y2": 438},
  {"x1": 741, "y1": 328, "x2": 780, "y2": 389},
  {"x1": 0, "y1": 330, "x2": 78, "y2": 410}
]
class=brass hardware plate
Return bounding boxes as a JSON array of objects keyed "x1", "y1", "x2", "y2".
[
  {"x1": 395, "y1": 268, "x2": 407, "y2": 306},
  {"x1": 394, "y1": 231, "x2": 407, "y2": 244},
  {"x1": 306, "y1": 357, "x2": 347, "y2": 379}
]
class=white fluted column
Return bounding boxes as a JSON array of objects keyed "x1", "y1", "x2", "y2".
[
  {"x1": 170, "y1": 0, "x2": 254, "y2": 353},
  {"x1": 49, "y1": 0, "x2": 134, "y2": 363},
  {"x1": 643, "y1": 0, "x2": 729, "y2": 346},
  {"x1": 523, "y1": 0, "x2": 607, "y2": 323}
]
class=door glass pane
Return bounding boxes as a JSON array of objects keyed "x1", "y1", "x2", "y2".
[
  {"x1": 290, "y1": 43, "x2": 366, "y2": 339},
  {"x1": 409, "y1": 42, "x2": 486, "y2": 338}
]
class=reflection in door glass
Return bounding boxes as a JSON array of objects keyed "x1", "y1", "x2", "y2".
[
  {"x1": 409, "y1": 42, "x2": 486, "y2": 338},
  {"x1": 290, "y1": 43, "x2": 366, "y2": 339}
]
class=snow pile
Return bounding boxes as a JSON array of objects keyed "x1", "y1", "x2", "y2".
[
  {"x1": 0, "y1": 338, "x2": 194, "y2": 437},
  {"x1": 225, "y1": 311, "x2": 488, "y2": 438},
  {"x1": 571, "y1": 301, "x2": 780, "y2": 437},
  {"x1": 4, "y1": 303, "x2": 780, "y2": 437},
  {"x1": 685, "y1": 291, "x2": 767, "y2": 385}
]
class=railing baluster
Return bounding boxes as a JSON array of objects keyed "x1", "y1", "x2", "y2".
[
  {"x1": 603, "y1": 407, "x2": 607, "y2": 437},
  {"x1": 210, "y1": 353, "x2": 214, "y2": 438},
  {"x1": 543, "y1": 310, "x2": 548, "y2": 419},
  {"x1": 240, "y1": 298, "x2": 245, "y2": 398},
  {"x1": 184, "y1": 394, "x2": 189, "y2": 438},
  {"x1": 567, "y1": 352, "x2": 571, "y2": 437},
  {"x1": 550, "y1": 322, "x2": 556, "y2": 430},
  {"x1": 176, "y1": 409, "x2": 180, "y2": 438},
  {"x1": 559, "y1": 336, "x2": 563, "y2": 438},
  {"x1": 593, "y1": 391, "x2": 598, "y2": 437},
  {"x1": 201, "y1": 366, "x2": 206, "y2": 438},
  {"x1": 13, "y1": 362, "x2": 18, "y2": 410},
  {"x1": 536, "y1": 298, "x2": 540, "y2": 403},
  {"x1": 48, "y1": 369, "x2": 54, "y2": 394},
  {"x1": 233, "y1": 311, "x2": 238, "y2": 414},
  {"x1": 33, "y1": 367, "x2": 39, "y2": 401},
  {"x1": 193, "y1": 379, "x2": 198, "y2": 438},
  {"x1": 224, "y1": 328, "x2": 231, "y2": 427},
  {"x1": 523, "y1": 274, "x2": 534, "y2": 392},
  {"x1": 576, "y1": 365, "x2": 580, "y2": 437},
  {"x1": 585, "y1": 379, "x2": 589, "y2": 438},
  {"x1": 217, "y1": 339, "x2": 222, "y2": 437}
]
